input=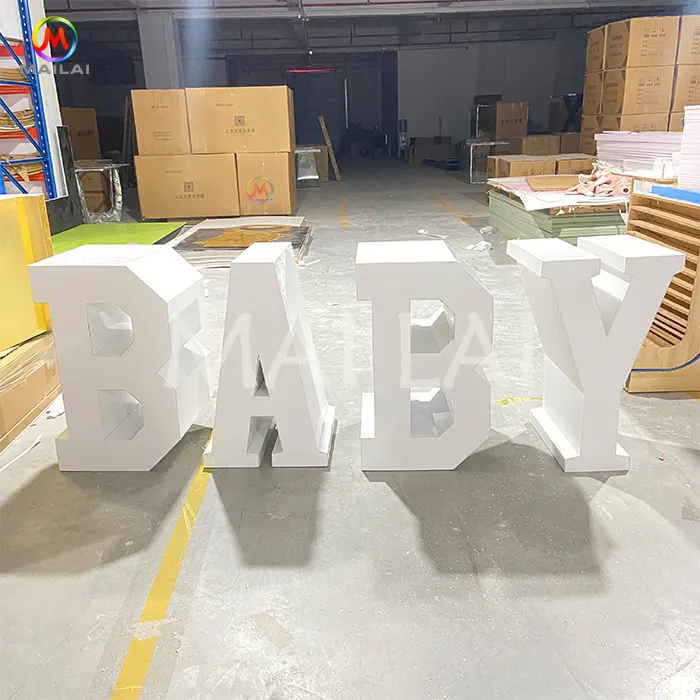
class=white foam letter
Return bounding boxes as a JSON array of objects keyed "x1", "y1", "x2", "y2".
[
  {"x1": 29, "y1": 245, "x2": 212, "y2": 472},
  {"x1": 207, "y1": 242, "x2": 335, "y2": 468},
  {"x1": 356, "y1": 241, "x2": 494, "y2": 471},
  {"x1": 507, "y1": 236, "x2": 684, "y2": 473}
]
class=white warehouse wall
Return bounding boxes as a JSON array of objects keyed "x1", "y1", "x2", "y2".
[
  {"x1": 399, "y1": 29, "x2": 587, "y2": 140},
  {"x1": 398, "y1": 46, "x2": 477, "y2": 142}
]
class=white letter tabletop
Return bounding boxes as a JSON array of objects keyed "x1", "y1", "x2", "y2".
[
  {"x1": 206, "y1": 242, "x2": 335, "y2": 468},
  {"x1": 356, "y1": 241, "x2": 494, "y2": 471},
  {"x1": 29, "y1": 245, "x2": 212, "y2": 472},
  {"x1": 507, "y1": 236, "x2": 684, "y2": 474}
]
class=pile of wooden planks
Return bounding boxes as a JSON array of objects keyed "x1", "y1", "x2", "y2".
[{"x1": 626, "y1": 191, "x2": 700, "y2": 393}]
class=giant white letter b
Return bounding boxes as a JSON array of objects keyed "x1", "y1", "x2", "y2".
[
  {"x1": 357, "y1": 241, "x2": 494, "y2": 471},
  {"x1": 30, "y1": 245, "x2": 212, "y2": 472}
]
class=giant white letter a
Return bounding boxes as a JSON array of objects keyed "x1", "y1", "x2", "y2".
[{"x1": 207, "y1": 243, "x2": 335, "y2": 468}]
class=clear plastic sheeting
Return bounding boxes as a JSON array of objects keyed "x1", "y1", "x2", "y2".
[
  {"x1": 75, "y1": 163, "x2": 127, "y2": 224},
  {"x1": 295, "y1": 147, "x2": 321, "y2": 188}
]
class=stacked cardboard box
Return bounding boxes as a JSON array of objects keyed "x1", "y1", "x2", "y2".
[
  {"x1": 672, "y1": 16, "x2": 700, "y2": 130},
  {"x1": 510, "y1": 135, "x2": 561, "y2": 156},
  {"x1": 582, "y1": 16, "x2": 700, "y2": 154},
  {"x1": 488, "y1": 153, "x2": 595, "y2": 179},
  {"x1": 476, "y1": 102, "x2": 528, "y2": 154},
  {"x1": 408, "y1": 137, "x2": 455, "y2": 166},
  {"x1": 133, "y1": 87, "x2": 296, "y2": 219}
]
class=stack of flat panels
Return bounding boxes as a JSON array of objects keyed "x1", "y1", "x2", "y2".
[
  {"x1": 595, "y1": 131, "x2": 682, "y2": 172},
  {"x1": 488, "y1": 191, "x2": 627, "y2": 241},
  {"x1": 678, "y1": 105, "x2": 700, "y2": 191}
]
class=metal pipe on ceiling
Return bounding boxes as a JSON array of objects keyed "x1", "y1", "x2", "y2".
[{"x1": 57, "y1": 0, "x2": 679, "y2": 14}]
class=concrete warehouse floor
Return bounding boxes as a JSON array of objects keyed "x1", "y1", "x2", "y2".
[{"x1": 2, "y1": 161, "x2": 700, "y2": 700}]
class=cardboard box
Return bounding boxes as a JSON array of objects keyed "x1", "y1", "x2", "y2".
[
  {"x1": 601, "y1": 66, "x2": 674, "y2": 115},
  {"x1": 605, "y1": 16, "x2": 680, "y2": 69},
  {"x1": 558, "y1": 132, "x2": 582, "y2": 153},
  {"x1": 556, "y1": 155, "x2": 595, "y2": 175},
  {"x1": 527, "y1": 174, "x2": 581, "y2": 191},
  {"x1": 236, "y1": 152, "x2": 296, "y2": 216},
  {"x1": 672, "y1": 64, "x2": 700, "y2": 112},
  {"x1": 487, "y1": 156, "x2": 499, "y2": 179},
  {"x1": 581, "y1": 115, "x2": 603, "y2": 155},
  {"x1": 0, "y1": 332, "x2": 60, "y2": 453},
  {"x1": 80, "y1": 172, "x2": 109, "y2": 213},
  {"x1": 669, "y1": 111, "x2": 685, "y2": 131},
  {"x1": 586, "y1": 26, "x2": 607, "y2": 74},
  {"x1": 492, "y1": 102, "x2": 528, "y2": 139},
  {"x1": 186, "y1": 86, "x2": 295, "y2": 154},
  {"x1": 497, "y1": 155, "x2": 556, "y2": 178},
  {"x1": 510, "y1": 135, "x2": 561, "y2": 156},
  {"x1": 135, "y1": 154, "x2": 240, "y2": 219},
  {"x1": 600, "y1": 113, "x2": 670, "y2": 132},
  {"x1": 583, "y1": 71, "x2": 604, "y2": 115},
  {"x1": 678, "y1": 15, "x2": 700, "y2": 65},
  {"x1": 409, "y1": 138, "x2": 455, "y2": 165},
  {"x1": 131, "y1": 89, "x2": 191, "y2": 156},
  {"x1": 61, "y1": 107, "x2": 101, "y2": 160},
  {"x1": 309, "y1": 144, "x2": 329, "y2": 182}
]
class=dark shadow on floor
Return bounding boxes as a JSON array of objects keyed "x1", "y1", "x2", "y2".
[
  {"x1": 212, "y1": 427, "x2": 334, "y2": 567},
  {"x1": 366, "y1": 433, "x2": 606, "y2": 590},
  {"x1": 213, "y1": 466, "x2": 326, "y2": 567},
  {"x1": 0, "y1": 425, "x2": 211, "y2": 574}
]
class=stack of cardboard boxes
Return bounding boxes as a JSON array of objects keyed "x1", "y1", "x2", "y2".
[
  {"x1": 485, "y1": 101, "x2": 529, "y2": 150},
  {"x1": 487, "y1": 153, "x2": 595, "y2": 179},
  {"x1": 671, "y1": 16, "x2": 700, "y2": 130},
  {"x1": 133, "y1": 87, "x2": 296, "y2": 219},
  {"x1": 482, "y1": 101, "x2": 582, "y2": 158},
  {"x1": 582, "y1": 15, "x2": 700, "y2": 155}
]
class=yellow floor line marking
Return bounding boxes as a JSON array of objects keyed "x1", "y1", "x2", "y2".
[
  {"x1": 111, "y1": 638, "x2": 159, "y2": 700},
  {"x1": 433, "y1": 196, "x2": 471, "y2": 223},
  {"x1": 110, "y1": 459, "x2": 211, "y2": 699},
  {"x1": 340, "y1": 198, "x2": 350, "y2": 227},
  {"x1": 494, "y1": 396, "x2": 542, "y2": 406},
  {"x1": 690, "y1": 392, "x2": 700, "y2": 401}
]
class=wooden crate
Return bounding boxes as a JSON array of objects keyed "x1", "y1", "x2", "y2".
[{"x1": 626, "y1": 192, "x2": 700, "y2": 393}]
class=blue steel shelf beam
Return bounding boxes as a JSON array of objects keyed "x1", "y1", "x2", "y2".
[{"x1": 0, "y1": 0, "x2": 58, "y2": 199}]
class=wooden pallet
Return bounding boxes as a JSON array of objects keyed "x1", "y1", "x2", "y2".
[
  {"x1": 626, "y1": 192, "x2": 700, "y2": 393},
  {"x1": 318, "y1": 116, "x2": 341, "y2": 182}
]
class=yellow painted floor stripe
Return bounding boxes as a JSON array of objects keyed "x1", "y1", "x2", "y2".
[
  {"x1": 434, "y1": 196, "x2": 471, "y2": 223},
  {"x1": 494, "y1": 396, "x2": 542, "y2": 406},
  {"x1": 340, "y1": 198, "x2": 350, "y2": 227},
  {"x1": 111, "y1": 638, "x2": 159, "y2": 700},
  {"x1": 110, "y1": 460, "x2": 211, "y2": 699}
]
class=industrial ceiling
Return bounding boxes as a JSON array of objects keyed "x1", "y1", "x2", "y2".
[{"x1": 45, "y1": 0, "x2": 687, "y2": 20}]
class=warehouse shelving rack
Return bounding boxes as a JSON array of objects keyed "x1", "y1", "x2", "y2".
[{"x1": 0, "y1": 0, "x2": 57, "y2": 198}]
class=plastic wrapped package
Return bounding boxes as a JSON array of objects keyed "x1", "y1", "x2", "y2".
[{"x1": 0, "y1": 332, "x2": 60, "y2": 453}]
